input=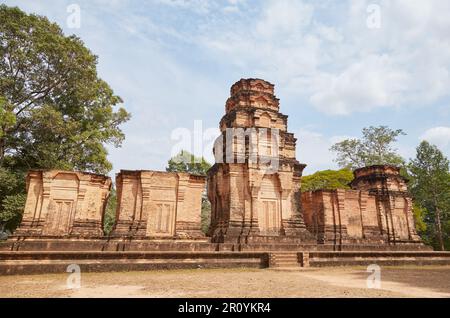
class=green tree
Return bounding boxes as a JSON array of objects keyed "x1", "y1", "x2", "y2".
[
  {"x1": 330, "y1": 126, "x2": 405, "y2": 170},
  {"x1": 301, "y1": 169, "x2": 354, "y2": 192},
  {"x1": 0, "y1": 5, "x2": 130, "y2": 173},
  {"x1": 412, "y1": 204, "x2": 427, "y2": 235},
  {"x1": 0, "y1": 6, "x2": 130, "y2": 233},
  {"x1": 408, "y1": 141, "x2": 450, "y2": 251},
  {"x1": 166, "y1": 150, "x2": 212, "y2": 234},
  {"x1": 166, "y1": 150, "x2": 211, "y2": 176},
  {"x1": 103, "y1": 187, "x2": 116, "y2": 235},
  {"x1": 201, "y1": 199, "x2": 211, "y2": 234},
  {"x1": 0, "y1": 168, "x2": 26, "y2": 235}
]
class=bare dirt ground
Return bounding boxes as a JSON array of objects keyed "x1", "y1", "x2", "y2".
[{"x1": 1, "y1": 266, "x2": 450, "y2": 298}]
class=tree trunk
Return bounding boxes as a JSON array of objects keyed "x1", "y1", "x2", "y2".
[
  {"x1": 0, "y1": 136, "x2": 5, "y2": 164},
  {"x1": 430, "y1": 186, "x2": 445, "y2": 251},
  {"x1": 434, "y1": 199, "x2": 445, "y2": 251}
]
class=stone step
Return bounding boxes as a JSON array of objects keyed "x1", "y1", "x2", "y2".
[
  {"x1": 0, "y1": 240, "x2": 217, "y2": 252},
  {"x1": 273, "y1": 260, "x2": 298, "y2": 264},
  {"x1": 272, "y1": 255, "x2": 298, "y2": 260},
  {"x1": 1, "y1": 239, "x2": 433, "y2": 252},
  {"x1": 269, "y1": 253, "x2": 300, "y2": 268},
  {"x1": 272, "y1": 252, "x2": 298, "y2": 257},
  {"x1": 269, "y1": 251, "x2": 450, "y2": 269},
  {"x1": 2, "y1": 250, "x2": 450, "y2": 274},
  {"x1": 307, "y1": 251, "x2": 450, "y2": 267},
  {"x1": 273, "y1": 262, "x2": 299, "y2": 265},
  {"x1": 309, "y1": 258, "x2": 450, "y2": 267},
  {"x1": 0, "y1": 257, "x2": 264, "y2": 275},
  {"x1": 0, "y1": 251, "x2": 266, "y2": 261},
  {"x1": 0, "y1": 251, "x2": 271, "y2": 275},
  {"x1": 308, "y1": 251, "x2": 450, "y2": 258}
]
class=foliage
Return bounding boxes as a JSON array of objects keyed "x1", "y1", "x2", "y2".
[
  {"x1": 166, "y1": 150, "x2": 212, "y2": 176},
  {"x1": 330, "y1": 126, "x2": 405, "y2": 170},
  {"x1": 0, "y1": 96, "x2": 15, "y2": 139},
  {"x1": 166, "y1": 150, "x2": 212, "y2": 233},
  {"x1": 301, "y1": 169, "x2": 354, "y2": 192},
  {"x1": 0, "y1": 167, "x2": 26, "y2": 233},
  {"x1": 201, "y1": 197, "x2": 211, "y2": 235},
  {"x1": 103, "y1": 186, "x2": 116, "y2": 235},
  {"x1": 0, "y1": 5, "x2": 130, "y2": 174},
  {"x1": 412, "y1": 204, "x2": 427, "y2": 234},
  {"x1": 0, "y1": 6, "x2": 130, "y2": 232},
  {"x1": 0, "y1": 193, "x2": 26, "y2": 231},
  {"x1": 408, "y1": 141, "x2": 450, "y2": 250}
]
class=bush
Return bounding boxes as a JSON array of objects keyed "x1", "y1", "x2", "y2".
[{"x1": 302, "y1": 169, "x2": 354, "y2": 192}]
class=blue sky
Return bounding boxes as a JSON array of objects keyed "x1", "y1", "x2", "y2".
[{"x1": 2, "y1": 0, "x2": 450, "y2": 175}]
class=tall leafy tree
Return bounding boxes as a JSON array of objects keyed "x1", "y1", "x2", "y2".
[
  {"x1": 0, "y1": 167, "x2": 25, "y2": 234},
  {"x1": 301, "y1": 169, "x2": 353, "y2": 192},
  {"x1": 0, "y1": 5, "x2": 130, "y2": 173},
  {"x1": 103, "y1": 187, "x2": 117, "y2": 235},
  {"x1": 166, "y1": 150, "x2": 212, "y2": 234},
  {"x1": 166, "y1": 150, "x2": 211, "y2": 176},
  {"x1": 330, "y1": 126, "x2": 405, "y2": 170},
  {"x1": 0, "y1": 6, "x2": 130, "y2": 233},
  {"x1": 408, "y1": 141, "x2": 450, "y2": 251},
  {"x1": 412, "y1": 204, "x2": 428, "y2": 238}
]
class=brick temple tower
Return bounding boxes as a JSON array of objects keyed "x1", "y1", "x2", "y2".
[
  {"x1": 350, "y1": 165, "x2": 421, "y2": 243},
  {"x1": 207, "y1": 79, "x2": 314, "y2": 243},
  {"x1": 301, "y1": 165, "x2": 422, "y2": 246}
]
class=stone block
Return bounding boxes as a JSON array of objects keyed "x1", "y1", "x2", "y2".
[
  {"x1": 301, "y1": 165, "x2": 423, "y2": 246},
  {"x1": 13, "y1": 170, "x2": 111, "y2": 238},
  {"x1": 111, "y1": 170, "x2": 206, "y2": 240}
]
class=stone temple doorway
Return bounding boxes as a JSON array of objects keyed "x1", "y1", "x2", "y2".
[
  {"x1": 258, "y1": 175, "x2": 281, "y2": 235},
  {"x1": 41, "y1": 172, "x2": 79, "y2": 236},
  {"x1": 43, "y1": 200, "x2": 73, "y2": 236},
  {"x1": 147, "y1": 202, "x2": 176, "y2": 237}
]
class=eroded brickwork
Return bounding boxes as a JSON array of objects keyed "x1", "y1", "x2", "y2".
[
  {"x1": 207, "y1": 79, "x2": 314, "y2": 243},
  {"x1": 12, "y1": 79, "x2": 423, "y2": 250},
  {"x1": 111, "y1": 170, "x2": 206, "y2": 240},
  {"x1": 301, "y1": 165, "x2": 421, "y2": 245},
  {"x1": 14, "y1": 170, "x2": 111, "y2": 238}
]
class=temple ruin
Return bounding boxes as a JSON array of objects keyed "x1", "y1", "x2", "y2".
[
  {"x1": 110, "y1": 170, "x2": 206, "y2": 240},
  {"x1": 302, "y1": 165, "x2": 421, "y2": 245},
  {"x1": 2, "y1": 78, "x2": 440, "y2": 275},
  {"x1": 14, "y1": 170, "x2": 111, "y2": 238},
  {"x1": 10, "y1": 79, "x2": 422, "y2": 247},
  {"x1": 207, "y1": 79, "x2": 313, "y2": 244}
]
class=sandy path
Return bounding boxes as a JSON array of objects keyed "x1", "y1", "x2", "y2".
[
  {"x1": 299, "y1": 266, "x2": 450, "y2": 298},
  {"x1": 1, "y1": 266, "x2": 450, "y2": 298}
]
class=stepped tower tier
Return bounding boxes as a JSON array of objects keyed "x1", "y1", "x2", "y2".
[{"x1": 207, "y1": 78, "x2": 314, "y2": 244}]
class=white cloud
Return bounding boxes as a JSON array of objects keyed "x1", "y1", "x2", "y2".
[
  {"x1": 223, "y1": 6, "x2": 239, "y2": 14},
  {"x1": 193, "y1": 0, "x2": 450, "y2": 115},
  {"x1": 255, "y1": 0, "x2": 313, "y2": 37},
  {"x1": 3, "y1": 0, "x2": 450, "y2": 174},
  {"x1": 295, "y1": 128, "x2": 342, "y2": 174},
  {"x1": 420, "y1": 127, "x2": 450, "y2": 149},
  {"x1": 155, "y1": 0, "x2": 211, "y2": 14},
  {"x1": 223, "y1": 0, "x2": 245, "y2": 13},
  {"x1": 307, "y1": 0, "x2": 450, "y2": 115},
  {"x1": 309, "y1": 54, "x2": 410, "y2": 115}
]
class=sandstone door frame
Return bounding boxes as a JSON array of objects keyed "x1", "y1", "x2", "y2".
[{"x1": 43, "y1": 199, "x2": 74, "y2": 236}]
